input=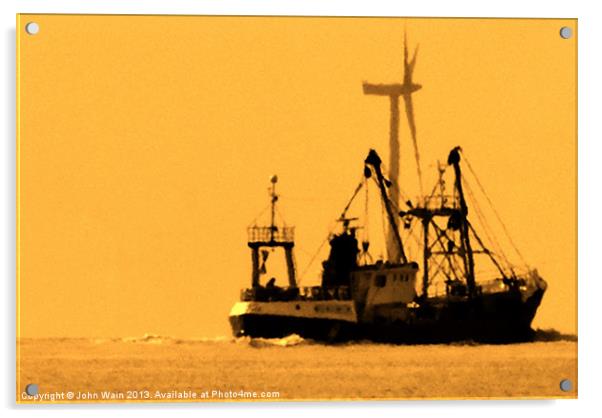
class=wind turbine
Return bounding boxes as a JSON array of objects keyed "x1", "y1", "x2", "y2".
[{"x1": 362, "y1": 34, "x2": 423, "y2": 263}]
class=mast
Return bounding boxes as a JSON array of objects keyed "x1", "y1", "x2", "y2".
[
  {"x1": 270, "y1": 175, "x2": 277, "y2": 242},
  {"x1": 401, "y1": 151, "x2": 479, "y2": 298},
  {"x1": 418, "y1": 163, "x2": 445, "y2": 298},
  {"x1": 247, "y1": 175, "x2": 297, "y2": 288},
  {"x1": 447, "y1": 147, "x2": 476, "y2": 296},
  {"x1": 400, "y1": 148, "x2": 507, "y2": 298},
  {"x1": 364, "y1": 149, "x2": 408, "y2": 264},
  {"x1": 421, "y1": 216, "x2": 430, "y2": 297}
]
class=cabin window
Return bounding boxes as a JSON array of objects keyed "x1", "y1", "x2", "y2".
[{"x1": 375, "y1": 275, "x2": 387, "y2": 288}]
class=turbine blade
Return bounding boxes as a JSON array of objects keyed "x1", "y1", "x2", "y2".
[
  {"x1": 403, "y1": 33, "x2": 410, "y2": 77},
  {"x1": 401, "y1": 39, "x2": 423, "y2": 194},
  {"x1": 403, "y1": 91, "x2": 424, "y2": 196},
  {"x1": 409, "y1": 44, "x2": 419, "y2": 74},
  {"x1": 404, "y1": 33, "x2": 409, "y2": 66}
]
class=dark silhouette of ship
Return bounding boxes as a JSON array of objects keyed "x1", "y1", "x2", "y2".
[{"x1": 229, "y1": 40, "x2": 547, "y2": 344}]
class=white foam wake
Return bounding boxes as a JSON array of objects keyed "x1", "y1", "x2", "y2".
[{"x1": 237, "y1": 334, "x2": 310, "y2": 348}]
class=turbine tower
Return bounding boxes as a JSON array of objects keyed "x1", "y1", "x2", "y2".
[{"x1": 362, "y1": 35, "x2": 422, "y2": 263}]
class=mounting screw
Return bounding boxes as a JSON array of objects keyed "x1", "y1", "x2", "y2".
[
  {"x1": 25, "y1": 383, "x2": 39, "y2": 396},
  {"x1": 25, "y1": 22, "x2": 40, "y2": 35},
  {"x1": 559, "y1": 379, "x2": 573, "y2": 392},
  {"x1": 559, "y1": 27, "x2": 572, "y2": 39}
]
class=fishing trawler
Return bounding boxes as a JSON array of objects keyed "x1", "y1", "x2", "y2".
[{"x1": 229, "y1": 41, "x2": 547, "y2": 344}]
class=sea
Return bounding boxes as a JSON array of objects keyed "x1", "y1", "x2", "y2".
[{"x1": 17, "y1": 331, "x2": 577, "y2": 403}]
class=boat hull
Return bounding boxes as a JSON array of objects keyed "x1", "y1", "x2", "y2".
[
  {"x1": 229, "y1": 314, "x2": 357, "y2": 342},
  {"x1": 229, "y1": 288, "x2": 545, "y2": 344},
  {"x1": 229, "y1": 300, "x2": 358, "y2": 341}
]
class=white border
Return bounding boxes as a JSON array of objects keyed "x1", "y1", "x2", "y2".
[{"x1": 3, "y1": 1, "x2": 600, "y2": 417}]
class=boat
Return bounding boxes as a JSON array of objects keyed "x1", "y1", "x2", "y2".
[{"x1": 228, "y1": 41, "x2": 547, "y2": 344}]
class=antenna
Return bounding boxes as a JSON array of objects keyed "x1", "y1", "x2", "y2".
[{"x1": 269, "y1": 174, "x2": 278, "y2": 242}]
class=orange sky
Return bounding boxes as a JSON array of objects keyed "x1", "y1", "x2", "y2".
[{"x1": 17, "y1": 15, "x2": 576, "y2": 337}]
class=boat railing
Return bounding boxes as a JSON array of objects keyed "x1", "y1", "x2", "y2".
[
  {"x1": 247, "y1": 226, "x2": 295, "y2": 244},
  {"x1": 427, "y1": 274, "x2": 533, "y2": 298},
  {"x1": 298, "y1": 286, "x2": 352, "y2": 301},
  {"x1": 240, "y1": 285, "x2": 352, "y2": 302}
]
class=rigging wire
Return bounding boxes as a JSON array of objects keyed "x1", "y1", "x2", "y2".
[
  {"x1": 246, "y1": 203, "x2": 272, "y2": 227},
  {"x1": 297, "y1": 234, "x2": 330, "y2": 285},
  {"x1": 428, "y1": 253, "x2": 453, "y2": 286},
  {"x1": 466, "y1": 181, "x2": 518, "y2": 278},
  {"x1": 462, "y1": 179, "x2": 513, "y2": 272},
  {"x1": 429, "y1": 221, "x2": 462, "y2": 282},
  {"x1": 274, "y1": 206, "x2": 288, "y2": 227},
  {"x1": 365, "y1": 173, "x2": 434, "y2": 260},
  {"x1": 462, "y1": 154, "x2": 527, "y2": 266},
  {"x1": 379, "y1": 160, "x2": 412, "y2": 204},
  {"x1": 368, "y1": 176, "x2": 424, "y2": 254},
  {"x1": 462, "y1": 170, "x2": 524, "y2": 278},
  {"x1": 297, "y1": 177, "x2": 364, "y2": 284},
  {"x1": 338, "y1": 179, "x2": 364, "y2": 220},
  {"x1": 467, "y1": 221, "x2": 510, "y2": 279}
]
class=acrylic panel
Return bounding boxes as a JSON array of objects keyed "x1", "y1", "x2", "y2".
[{"x1": 16, "y1": 15, "x2": 577, "y2": 402}]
